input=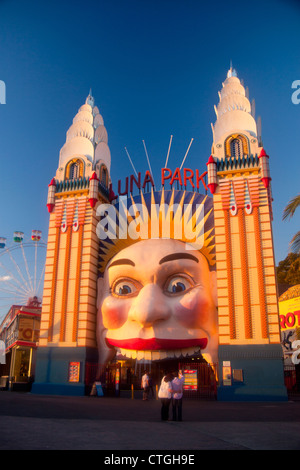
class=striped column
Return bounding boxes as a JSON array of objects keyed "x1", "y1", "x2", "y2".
[
  {"x1": 72, "y1": 197, "x2": 87, "y2": 342},
  {"x1": 47, "y1": 200, "x2": 64, "y2": 342},
  {"x1": 233, "y1": 179, "x2": 252, "y2": 339},
  {"x1": 219, "y1": 180, "x2": 236, "y2": 339},
  {"x1": 248, "y1": 177, "x2": 268, "y2": 339},
  {"x1": 59, "y1": 199, "x2": 76, "y2": 342}
]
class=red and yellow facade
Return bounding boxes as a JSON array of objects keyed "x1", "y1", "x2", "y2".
[
  {"x1": 40, "y1": 194, "x2": 99, "y2": 348},
  {"x1": 214, "y1": 170, "x2": 279, "y2": 345},
  {"x1": 32, "y1": 74, "x2": 287, "y2": 400},
  {"x1": 32, "y1": 93, "x2": 112, "y2": 395}
]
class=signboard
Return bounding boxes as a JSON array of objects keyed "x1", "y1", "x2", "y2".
[
  {"x1": 279, "y1": 296, "x2": 300, "y2": 331},
  {"x1": 279, "y1": 294, "x2": 300, "y2": 365},
  {"x1": 222, "y1": 361, "x2": 232, "y2": 386},
  {"x1": 0, "y1": 340, "x2": 5, "y2": 364},
  {"x1": 68, "y1": 362, "x2": 80, "y2": 383},
  {"x1": 183, "y1": 369, "x2": 198, "y2": 390},
  {"x1": 18, "y1": 316, "x2": 40, "y2": 343},
  {"x1": 19, "y1": 317, "x2": 34, "y2": 341},
  {"x1": 5, "y1": 319, "x2": 18, "y2": 349},
  {"x1": 117, "y1": 167, "x2": 208, "y2": 197}
]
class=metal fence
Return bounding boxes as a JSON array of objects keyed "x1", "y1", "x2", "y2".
[{"x1": 178, "y1": 362, "x2": 217, "y2": 400}]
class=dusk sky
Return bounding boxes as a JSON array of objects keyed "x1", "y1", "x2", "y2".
[{"x1": 0, "y1": 0, "x2": 299, "y2": 273}]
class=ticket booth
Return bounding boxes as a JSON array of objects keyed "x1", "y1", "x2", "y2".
[{"x1": 0, "y1": 304, "x2": 41, "y2": 391}]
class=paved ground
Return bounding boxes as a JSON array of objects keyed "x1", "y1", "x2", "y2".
[{"x1": 1, "y1": 391, "x2": 300, "y2": 451}]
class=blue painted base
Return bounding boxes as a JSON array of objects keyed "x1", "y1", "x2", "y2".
[
  {"x1": 31, "y1": 346, "x2": 98, "y2": 397},
  {"x1": 217, "y1": 344, "x2": 288, "y2": 402},
  {"x1": 31, "y1": 382, "x2": 86, "y2": 396}
]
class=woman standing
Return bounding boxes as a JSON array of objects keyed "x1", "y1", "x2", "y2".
[{"x1": 158, "y1": 373, "x2": 173, "y2": 421}]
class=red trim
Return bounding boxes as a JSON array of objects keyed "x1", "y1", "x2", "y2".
[
  {"x1": 261, "y1": 177, "x2": 271, "y2": 188},
  {"x1": 206, "y1": 155, "x2": 216, "y2": 165},
  {"x1": 90, "y1": 172, "x2": 99, "y2": 181},
  {"x1": 208, "y1": 183, "x2": 217, "y2": 194},
  {"x1": 19, "y1": 310, "x2": 41, "y2": 317},
  {"x1": 259, "y1": 148, "x2": 269, "y2": 158},
  {"x1": 89, "y1": 198, "x2": 97, "y2": 208},
  {"x1": 105, "y1": 337, "x2": 208, "y2": 351},
  {"x1": 5, "y1": 340, "x2": 38, "y2": 352}
]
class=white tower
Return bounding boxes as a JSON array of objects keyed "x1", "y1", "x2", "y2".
[
  {"x1": 207, "y1": 67, "x2": 286, "y2": 401},
  {"x1": 33, "y1": 93, "x2": 112, "y2": 395}
]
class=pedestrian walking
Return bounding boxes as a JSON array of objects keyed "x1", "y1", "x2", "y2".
[
  {"x1": 158, "y1": 373, "x2": 173, "y2": 420},
  {"x1": 171, "y1": 370, "x2": 185, "y2": 421}
]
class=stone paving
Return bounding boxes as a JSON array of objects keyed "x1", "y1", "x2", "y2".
[{"x1": 0, "y1": 392, "x2": 300, "y2": 451}]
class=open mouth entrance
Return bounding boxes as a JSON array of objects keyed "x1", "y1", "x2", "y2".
[{"x1": 87, "y1": 352, "x2": 218, "y2": 400}]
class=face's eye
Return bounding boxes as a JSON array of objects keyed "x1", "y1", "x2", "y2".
[
  {"x1": 112, "y1": 280, "x2": 138, "y2": 297},
  {"x1": 165, "y1": 276, "x2": 193, "y2": 295}
]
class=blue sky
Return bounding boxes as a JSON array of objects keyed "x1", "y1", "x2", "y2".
[{"x1": 0, "y1": 0, "x2": 299, "y2": 269}]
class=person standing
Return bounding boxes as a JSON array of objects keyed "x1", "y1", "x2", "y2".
[
  {"x1": 158, "y1": 373, "x2": 173, "y2": 420},
  {"x1": 171, "y1": 370, "x2": 185, "y2": 421},
  {"x1": 148, "y1": 374, "x2": 154, "y2": 398},
  {"x1": 141, "y1": 370, "x2": 150, "y2": 400}
]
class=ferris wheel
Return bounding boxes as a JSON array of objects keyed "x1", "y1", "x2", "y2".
[{"x1": 0, "y1": 230, "x2": 47, "y2": 323}]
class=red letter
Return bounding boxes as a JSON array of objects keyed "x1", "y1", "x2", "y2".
[
  {"x1": 183, "y1": 168, "x2": 195, "y2": 188},
  {"x1": 294, "y1": 311, "x2": 300, "y2": 326},
  {"x1": 286, "y1": 312, "x2": 295, "y2": 328},
  {"x1": 170, "y1": 168, "x2": 183, "y2": 186},
  {"x1": 196, "y1": 170, "x2": 208, "y2": 191},
  {"x1": 279, "y1": 315, "x2": 286, "y2": 329},
  {"x1": 130, "y1": 173, "x2": 141, "y2": 193},
  {"x1": 142, "y1": 171, "x2": 155, "y2": 189},
  {"x1": 161, "y1": 168, "x2": 172, "y2": 186}
]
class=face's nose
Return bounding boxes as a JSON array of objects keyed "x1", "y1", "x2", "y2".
[{"x1": 128, "y1": 283, "x2": 171, "y2": 328}]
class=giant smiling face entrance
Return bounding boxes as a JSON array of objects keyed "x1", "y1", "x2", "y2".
[
  {"x1": 31, "y1": 83, "x2": 288, "y2": 400},
  {"x1": 96, "y1": 190, "x2": 218, "y2": 373}
]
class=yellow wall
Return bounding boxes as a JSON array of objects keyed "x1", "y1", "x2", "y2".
[
  {"x1": 39, "y1": 193, "x2": 102, "y2": 349},
  {"x1": 214, "y1": 174, "x2": 280, "y2": 346}
]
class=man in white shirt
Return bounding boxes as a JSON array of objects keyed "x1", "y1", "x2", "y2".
[{"x1": 171, "y1": 370, "x2": 185, "y2": 421}]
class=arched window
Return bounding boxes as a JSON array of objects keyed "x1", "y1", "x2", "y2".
[
  {"x1": 100, "y1": 166, "x2": 108, "y2": 187},
  {"x1": 66, "y1": 158, "x2": 84, "y2": 180},
  {"x1": 225, "y1": 134, "x2": 249, "y2": 159},
  {"x1": 70, "y1": 161, "x2": 81, "y2": 179},
  {"x1": 230, "y1": 138, "x2": 243, "y2": 159}
]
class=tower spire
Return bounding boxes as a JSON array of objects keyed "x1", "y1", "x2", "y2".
[
  {"x1": 212, "y1": 67, "x2": 257, "y2": 146},
  {"x1": 58, "y1": 94, "x2": 111, "y2": 175}
]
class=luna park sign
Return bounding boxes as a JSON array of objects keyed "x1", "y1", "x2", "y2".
[{"x1": 117, "y1": 167, "x2": 208, "y2": 196}]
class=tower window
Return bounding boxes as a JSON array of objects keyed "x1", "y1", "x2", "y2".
[
  {"x1": 100, "y1": 166, "x2": 108, "y2": 187},
  {"x1": 70, "y1": 161, "x2": 81, "y2": 179},
  {"x1": 225, "y1": 134, "x2": 249, "y2": 159},
  {"x1": 66, "y1": 158, "x2": 84, "y2": 180},
  {"x1": 230, "y1": 138, "x2": 243, "y2": 159}
]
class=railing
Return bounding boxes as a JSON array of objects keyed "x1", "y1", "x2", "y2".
[{"x1": 178, "y1": 362, "x2": 218, "y2": 400}]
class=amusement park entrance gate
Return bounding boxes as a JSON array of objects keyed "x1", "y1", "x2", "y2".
[{"x1": 85, "y1": 361, "x2": 217, "y2": 400}]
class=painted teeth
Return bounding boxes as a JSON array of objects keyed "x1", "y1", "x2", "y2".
[{"x1": 116, "y1": 347, "x2": 201, "y2": 361}]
